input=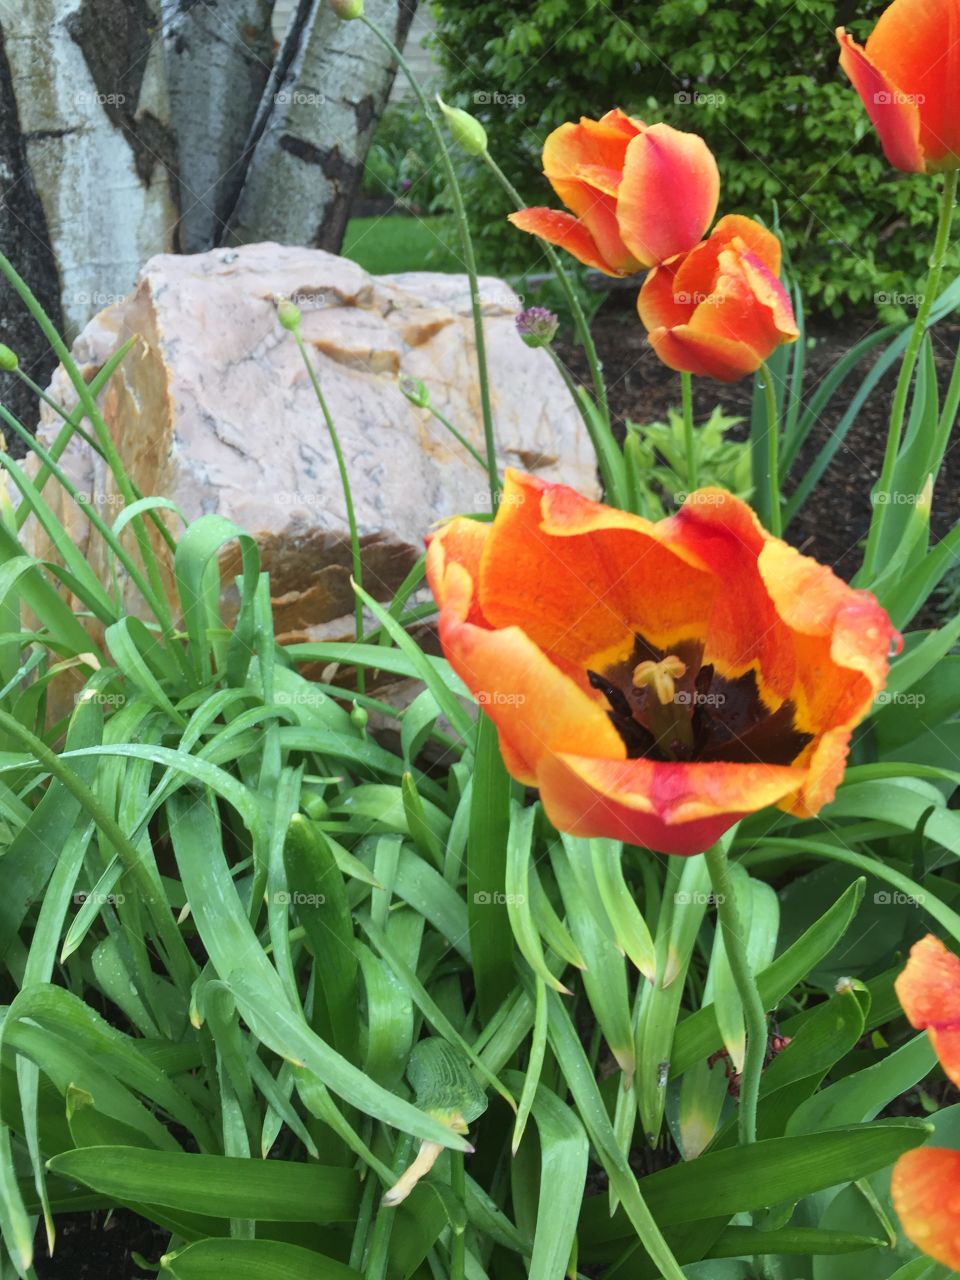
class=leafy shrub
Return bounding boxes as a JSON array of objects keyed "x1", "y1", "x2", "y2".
[
  {"x1": 626, "y1": 405, "x2": 752, "y2": 516},
  {"x1": 430, "y1": 0, "x2": 958, "y2": 315},
  {"x1": 362, "y1": 104, "x2": 453, "y2": 214}
]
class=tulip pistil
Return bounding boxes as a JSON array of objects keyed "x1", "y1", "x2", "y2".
[{"x1": 632, "y1": 655, "x2": 687, "y2": 705}]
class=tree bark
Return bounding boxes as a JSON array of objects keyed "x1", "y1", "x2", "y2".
[
  {"x1": 3, "y1": 0, "x2": 179, "y2": 338},
  {"x1": 223, "y1": 0, "x2": 417, "y2": 252},
  {"x1": 0, "y1": 26, "x2": 65, "y2": 442},
  {"x1": 161, "y1": 0, "x2": 275, "y2": 253}
]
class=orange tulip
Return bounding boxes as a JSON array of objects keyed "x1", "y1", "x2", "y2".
[
  {"x1": 837, "y1": 0, "x2": 960, "y2": 174},
  {"x1": 892, "y1": 935, "x2": 960, "y2": 1269},
  {"x1": 426, "y1": 471, "x2": 898, "y2": 856},
  {"x1": 508, "y1": 109, "x2": 720, "y2": 275},
  {"x1": 637, "y1": 215, "x2": 799, "y2": 382}
]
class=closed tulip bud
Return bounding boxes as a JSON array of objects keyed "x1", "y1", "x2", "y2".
[
  {"x1": 436, "y1": 96, "x2": 488, "y2": 156},
  {"x1": 399, "y1": 374, "x2": 431, "y2": 408},
  {"x1": 0, "y1": 344, "x2": 18, "y2": 372},
  {"x1": 515, "y1": 306, "x2": 559, "y2": 348},
  {"x1": 277, "y1": 298, "x2": 302, "y2": 331},
  {"x1": 331, "y1": 0, "x2": 363, "y2": 18}
]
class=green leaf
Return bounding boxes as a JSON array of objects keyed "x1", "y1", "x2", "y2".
[
  {"x1": 161, "y1": 1238, "x2": 360, "y2": 1279},
  {"x1": 670, "y1": 878, "x2": 865, "y2": 1078},
  {"x1": 47, "y1": 1147, "x2": 359, "y2": 1222},
  {"x1": 467, "y1": 713, "x2": 514, "y2": 1018},
  {"x1": 503, "y1": 1072, "x2": 588, "y2": 1280},
  {"x1": 581, "y1": 1120, "x2": 931, "y2": 1245}
]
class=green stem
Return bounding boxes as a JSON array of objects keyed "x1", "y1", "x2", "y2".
[
  {"x1": 363, "y1": 1134, "x2": 414, "y2": 1280},
  {"x1": 478, "y1": 151, "x2": 624, "y2": 506},
  {"x1": 360, "y1": 17, "x2": 499, "y2": 512},
  {"x1": 862, "y1": 167, "x2": 958, "y2": 578},
  {"x1": 450, "y1": 1151, "x2": 466, "y2": 1280},
  {"x1": 761, "y1": 363, "x2": 781, "y2": 536},
  {"x1": 291, "y1": 329, "x2": 365, "y2": 695},
  {"x1": 681, "y1": 372, "x2": 697, "y2": 491},
  {"x1": 427, "y1": 404, "x2": 492, "y2": 476},
  {"x1": 703, "y1": 839, "x2": 766, "y2": 1145}
]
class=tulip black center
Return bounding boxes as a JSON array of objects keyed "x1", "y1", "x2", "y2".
[{"x1": 587, "y1": 635, "x2": 812, "y2": 766}]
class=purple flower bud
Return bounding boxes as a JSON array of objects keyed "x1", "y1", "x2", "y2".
[{"x1": 515, "y1": 306, "x2": 559, "y2": 348}]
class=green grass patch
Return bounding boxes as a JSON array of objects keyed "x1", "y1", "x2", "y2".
[{"x1": 341, "y1": 214, "x2": 463, "y2": 275}]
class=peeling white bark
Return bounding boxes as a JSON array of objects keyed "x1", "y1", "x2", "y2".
[
  {"x1": 4, "y1": 0, "x2": 178, "y2": 336},
  {"x1": 225, "y1": 0, "x2": 417, "y2": 250},
  {"x1": 161, "y1": 0, "x2": 274, "y2": 252}
]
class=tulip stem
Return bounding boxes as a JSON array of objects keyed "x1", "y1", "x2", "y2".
[
  {"x1": 862, "y1": 166, "x2": 958, "y2": 580},
  {"x1": 681, "y1": 372, "x2": 697, "y2": 490},
  {"x1": 360, "y1": 16, "x2": 499, "y2": 513},
  {"x1": 703, "y1": 839, "x2": 767, "y2": 1146},
  {"x1": 478, "y1": 150, "x2": 625, "y2": 507},
  {"x1": 760, "y1": 363, "x2": 782, "y2": 537},
  {"x1": 291, "y1": 327, "x2": 365, "y2": 692}
]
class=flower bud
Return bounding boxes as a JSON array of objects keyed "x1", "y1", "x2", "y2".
[
  {"x1": 0, "y1": 344, "x2": 19, "y2": 372},
  {"x1": 350, "y1": 701, "x2": 368, "y2": 732},
  {"x1": 436, "y1": 95, "x2": 488, "y2": 156},
  {"x1": 331, "y1": 0, "x2": 364, "y2": 17},
  {"x1": 277, "y1": 299, "x2": 302, "y2": 331},
  {"x1": 515, "y1": 306, "x2": 559, "y2": 348},
  {"x1": 399, "y1": 374, "x2": 431, "y2": 409}
]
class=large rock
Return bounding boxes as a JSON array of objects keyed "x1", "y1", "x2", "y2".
[{"x1": 27, "y1": 242, "x2": 598, "y2": 644}]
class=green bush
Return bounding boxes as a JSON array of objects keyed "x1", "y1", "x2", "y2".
[
  {"x1": 361, "y1": 104, "x2": 453, "y2": 214},
  {"x1": 430, "y1": 0, "x2": 957, "y2": 316}
]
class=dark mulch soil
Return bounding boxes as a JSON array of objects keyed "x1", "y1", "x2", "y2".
[
  {"x1": 33, "y1": 1210, "x2": 161, "y2": 1278},
  {"x1": 556, "y1": 291, "x2": 960, "y2": 586}
]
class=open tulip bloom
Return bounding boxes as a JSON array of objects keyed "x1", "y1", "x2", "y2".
[
  {"x1": 637, "y1": 214, "x2": 800, "y2": 381},
  {"x1": 892, "y1": 936, "x2": 960, "y2": 1269},
  {"x1": 838, "y1": 0, "x2": 960, "y2": 174},
  {"x1": 426, "y1": 471, "x2": 899, "y2": 856},
  {"x1": 508, "y1": 108, "x2": 721, "y2": 273}
]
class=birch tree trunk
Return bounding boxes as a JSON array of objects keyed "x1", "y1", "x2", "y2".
[
  {"x1": 0, "y1": 25, "x2": 65, "y2": 436},
  {"x1": 3, "y1": 0, "x2": 179, "y2": 339},
  {"x1": 161, "y1": 0, "x2": 275, "y2": 252},
  {"x1": 0, "y1": 0, "x2": 417, "y2": 434},
  {"x1": 224, "y1": 0, "x2": 417, "y2": 250}
]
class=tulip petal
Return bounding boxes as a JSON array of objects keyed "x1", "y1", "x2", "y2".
[
  {"x1": 892, "y1": 1147, "x2": 960, "y2": 1271},
  {"x1": 438, "y1": 608, "x2": 625, "y2": 784},
  {"x1": 537, "y1": 752, "x2": 803, "y2": 856},
  {"x1": 543, "y1": 116, "x2": 640, "y2": 180},
  {"x1": 637, "y1": 260, "x2": 697, "y2": 332},
  {"x1": 664, "y1": 249, "x2": 798, "y2": 380},
  {"x1": 895, "y1": 934, "x2": 960, "y2": 1087},
  {"x1": 617, "y1": 123, "x2": 720, "y2": 267},
  {"x1": 508, "y1": 207, "x2": 621, "y2": 275},
  {"x1": 425, "y1": 515, "x2": 491, "y2": 627},
  {"x1": 646, "y1": 324, "x2": 765, "y2": 381},
  {"x1": 837, "y1": 28, "x2": 925, "y2": 172},
  {"x1": 860, "y1": 0, "x2": 960, "y2": 170},
  {"x1": 542, "y1": 117, "x2": 644, "y2": 273},
  {"x1": 597, "y1": 108, "x2": 645, "y2": 138},
  {"x1": 897, "y1": 935, "x2": 960, "y2": 1027},
  {"x1": 758, "y1": 538, "x2": 894, "y2": 726},
  {"x1": 638, "y1": 217, "x2": 797, "y2": 383},
  {"x1": 477, "y1": 470, "x2": 717, "y2": 666}
]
